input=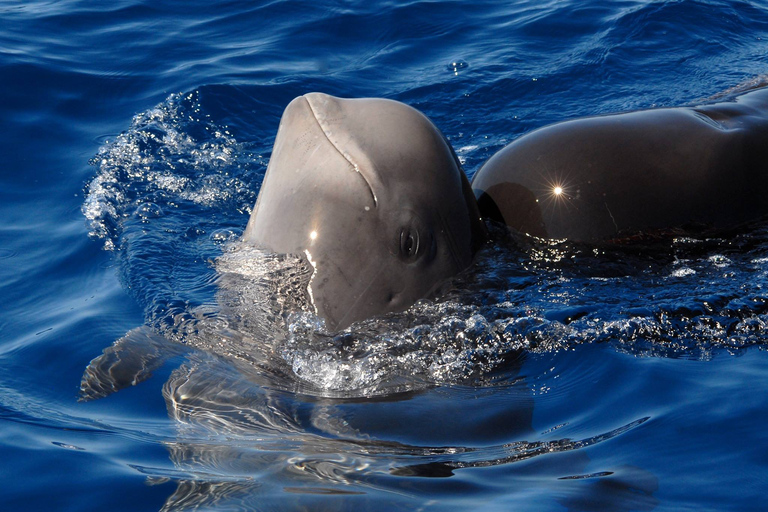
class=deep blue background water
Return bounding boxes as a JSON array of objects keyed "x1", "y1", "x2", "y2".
[{"x1": 3, "y1": 0, "x2": 768, "y2": 510}]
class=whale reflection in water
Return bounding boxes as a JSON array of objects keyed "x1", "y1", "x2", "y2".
[{"x1": 81, "y1": 240, "x2": 659, "y2": 511}]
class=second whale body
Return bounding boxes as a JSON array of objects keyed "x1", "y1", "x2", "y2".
[{"x1": 471, "y1": 86, "x2": 768, "y2": 241}]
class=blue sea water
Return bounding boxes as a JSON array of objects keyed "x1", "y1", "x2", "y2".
[{"x1": 3, "y1": 0, "x2": 768, "y2": 510}]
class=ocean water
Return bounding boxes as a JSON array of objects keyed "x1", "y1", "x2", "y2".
[{"x1": 3, "y1": 0, "x2": 768, "y2": 510}]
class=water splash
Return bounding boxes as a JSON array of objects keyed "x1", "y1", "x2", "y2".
[
  {"x1": 82, "y1": 91, "x2": 260, "y2": 251},
  {"x1": 206, "y1": 229, "x2": 768, "y2": 396}
]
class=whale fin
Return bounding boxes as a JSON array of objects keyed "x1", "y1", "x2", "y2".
[{"x1": 79, "y1": 326, "x2": 186, "y2": 401}]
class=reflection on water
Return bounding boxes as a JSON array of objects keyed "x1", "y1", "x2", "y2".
[{"x1": 90, "y1": 345, "x2": 651, "y2": 511}]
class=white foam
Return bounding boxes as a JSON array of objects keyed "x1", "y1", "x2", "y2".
[{"x1": 82, "y1": 92, "x2": 253, "y2": 249}]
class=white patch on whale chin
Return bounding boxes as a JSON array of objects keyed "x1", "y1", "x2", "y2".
[{"x1": 304, "y1": 249, "x2": 319, "y2": 316}]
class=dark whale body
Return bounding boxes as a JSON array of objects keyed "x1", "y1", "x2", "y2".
[{"x1": 471, "y1": 87, "x2": 768, "y2": 241}]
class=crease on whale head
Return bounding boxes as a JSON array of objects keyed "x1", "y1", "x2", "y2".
[
  {"x1": 243, "y1": 93, "x2": 485, "y2": 331},
  {"x1": 302, "y1": 93, "x2": 378, "y2": 207}
]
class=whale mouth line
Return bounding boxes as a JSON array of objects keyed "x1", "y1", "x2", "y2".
[{"x1": 303, "y1": 95, "x2": 378, "y2": 207}]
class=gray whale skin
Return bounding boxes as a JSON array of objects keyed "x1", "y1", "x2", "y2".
[{"x1": 243, "y1": 93, "x2": 485, "y2": 331}]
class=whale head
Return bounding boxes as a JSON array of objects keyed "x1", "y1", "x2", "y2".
[{"x1": 243, "y1": 93, "x2": 485, "y2": 331}]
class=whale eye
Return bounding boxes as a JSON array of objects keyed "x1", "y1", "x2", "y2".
[{"x1": 399, "y1": 227, "x2": 420, "y2": 260}]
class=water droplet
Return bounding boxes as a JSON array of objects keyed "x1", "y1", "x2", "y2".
[{"x1": 447, "y1": 60, "x2": 468, "y2": 75}]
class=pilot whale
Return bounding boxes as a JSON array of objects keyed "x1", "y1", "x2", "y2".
[
  {"x1": 471, "y1": 85, "x2": 768, "y2": 241},
  {"x1": 243, "y1": 92, "x2": 486, "y2": 331}
]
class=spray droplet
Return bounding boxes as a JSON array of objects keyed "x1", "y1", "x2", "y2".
[{"x1": 447, "y1": 60, "x2": 468, "y2": 75}]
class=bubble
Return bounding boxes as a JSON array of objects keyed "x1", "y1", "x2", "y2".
[
  {"x1": 210, "y1": 228, "x2": 241, "y2": 244},
  {"x1": 447, "y1": 59, "x2": 468, "y2": 75},
  {"x1": 135, "y1": 202, "x2": 163, "y2": 221}
]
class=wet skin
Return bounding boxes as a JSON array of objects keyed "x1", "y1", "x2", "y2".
[
  {"x1": 243, "y1": 93, "x2": 485, "y2": 331},
  {"x1": 471, "y1": 86, "x2": 768, "y2": 241}
]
